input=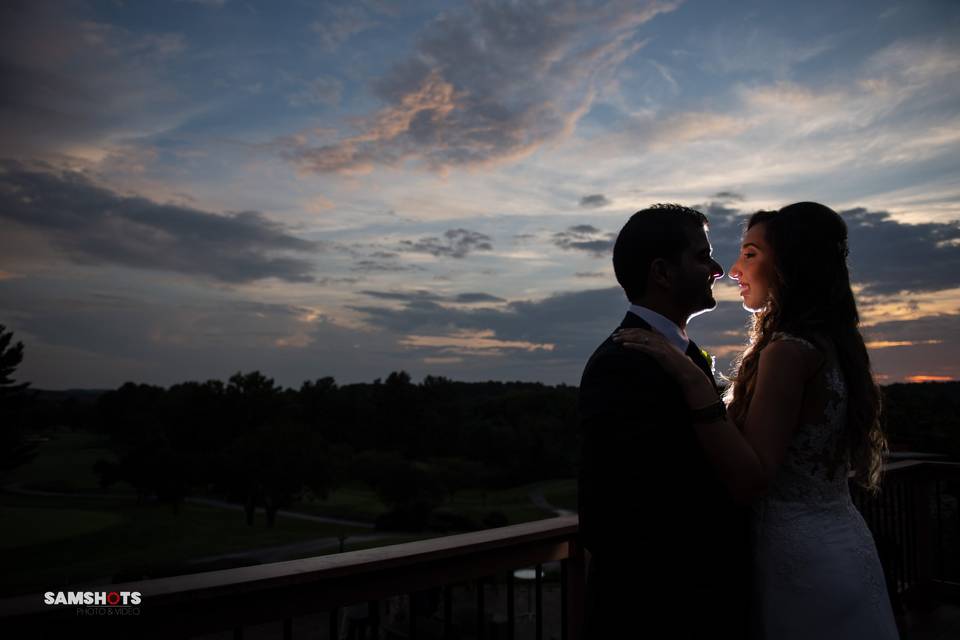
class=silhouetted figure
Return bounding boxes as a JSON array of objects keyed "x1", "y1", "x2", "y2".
[{"x1": 578, "y1": 205, "x2": 750, "y2": 638}]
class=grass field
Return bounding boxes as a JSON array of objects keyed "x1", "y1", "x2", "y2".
[
  {"x1": 295, "y1": 481, "x2": 576, "y2": 524},
  {"x1": 9, "y1": 429, "x2": 131, "y2": 494},
  {"x1": 540, "y1": 478, "x2": 578, "y2": 511}
]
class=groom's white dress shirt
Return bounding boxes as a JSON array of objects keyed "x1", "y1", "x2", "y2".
[{"x1": 627, "y1": 304, "x2": 690, "y2": 353}]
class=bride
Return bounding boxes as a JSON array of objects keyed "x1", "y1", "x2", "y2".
[{"x1": 615, "y1": 202, "x2": 899, "y2": 639}]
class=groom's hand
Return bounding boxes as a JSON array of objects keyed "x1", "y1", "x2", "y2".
[{"x1": 613, "y1": 328, "x2": 707, "y2": 386}]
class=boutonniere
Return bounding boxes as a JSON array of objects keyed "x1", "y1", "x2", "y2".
[{"x1": 700, "y1": 347, "x2": 717, "y2": 376}]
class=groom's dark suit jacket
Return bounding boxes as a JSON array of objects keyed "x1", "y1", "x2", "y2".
[{"x1": 578, "y1": 312, "x2": 750, "y2": 638}]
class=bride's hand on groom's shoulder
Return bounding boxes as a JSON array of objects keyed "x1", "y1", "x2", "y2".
[{"x1": 612, "y1": 328, "x2": 704, "y2": 385}]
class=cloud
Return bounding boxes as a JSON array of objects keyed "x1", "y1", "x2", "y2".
[
  {"x1": 579, "y1": 194, "x2": 611, "y2": 208},
  {"x1": 351, "y1": 287, "x2": 627, "y2": 360},
  {"x1": 841, "y1": 207, "x2": 960, "y2": 295},
  {"x1": 454, "y1": 292, "x2": 504, "y2": 303},
  {"x1": 398, "y1": 228, "x2": 494, "y2": 259},
  {"x1": 865, "y1": 340, "x2": 942, "y2": 349},
  {"x1": 359, "y1": 290, "x2": 444, "y2": 303},
  {"x1": 0, "y1": 276, "x2": 409, "y2": 388},
  {"x1": 0, "y1": 4, "x2": 189, "y2": 157},
  {"x1": 0, "y1": 160, "x2": 319, "y2": 283},
  {"x1": 287, "y1": 75, "x2": 343, "y2": 107},
  {"x1": 359, "y1": 290, "x2": 504, "y2": 305},
  {"x1": 351, "y1": 260, "x2": 424, "y2": 273},
  {"x1": 399, "y1": 329, "x2": 554, "y2": 355},
  {"x1": 712, "y1": 191, "x2": 745, "y2": 202},
  {"x1": 699, "y1": 23, "x2": 837, "y2": 78},
  {"x1": 310, "y1": 4, "x2": 378, "y2": 52},
  {"x1": 347, "y1": 283, "x2": 761, "y2": 382},
  {"x1": 283, "y1": 0, "x2": 678, "y2": 174},
  {"x1": 567, "y1": 36, "x2": 959, "y2": 211},
  {"x1": 552, "y1": 225, "x2": 617, "y2": 257},
  {"x1": 180, "y1": 0, "x2": 228, "y2": 7},
  {"x1": 863, "y1": 313, "x2": 960, "y2": 382}
]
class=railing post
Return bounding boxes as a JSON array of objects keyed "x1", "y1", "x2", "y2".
[
  {"x1": 506, "y1": 572, "x2": 515, "y2": 640},
  {"x1": 476, "y1": 578, "x2": 484, "y2": 638},
  {"x1": 329, "y1": 607, "x2": 339, "y2": 640},
  {"x1": 535, "y1": 564, "x2": 543, "y2": 640},
  {"x1": 911, "y1": 466, "x2": 934, "y2": 604},
  {"x1": 564, "y1": 539, "x2": 586, "y2": 640}
]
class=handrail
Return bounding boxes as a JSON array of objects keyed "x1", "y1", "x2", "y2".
[
  {"x1": 851, "y1": 460, "x2": 960, "y2": 608},
  {"x1": 1, "y1": 461, "x2": 956, "y2": 637},
  {"x1": 0, "y1": 515, "x2": 584, "y2": 637}
]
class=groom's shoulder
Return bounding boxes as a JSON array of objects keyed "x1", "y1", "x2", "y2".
[{"x1": 581, "y1": 334, "x2": 662, "y2": 382}]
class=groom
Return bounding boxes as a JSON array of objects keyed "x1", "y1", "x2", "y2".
[{"x1": 578, "y1": 204, "x2": 750, "y2": 638}]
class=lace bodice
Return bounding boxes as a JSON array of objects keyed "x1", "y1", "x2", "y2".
[{"x1": 764, "y1": 332, "x2": 850, "y2": 505}]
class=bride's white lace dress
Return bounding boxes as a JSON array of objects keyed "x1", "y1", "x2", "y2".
[{"x1": 749, "y1": 333, "x2": 899, "y2": 639}]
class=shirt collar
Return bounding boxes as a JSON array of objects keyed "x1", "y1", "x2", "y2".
[{"x1": 627, "y1": 304, "x2": 690, "y2": 352}]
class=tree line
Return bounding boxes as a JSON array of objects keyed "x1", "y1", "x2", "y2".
[
  {"x1": 3, "y1": 325, "x2": 579, "y2": 530},
  {"x1": 2, "y1": 325, "x2": 958, "y2": 532}
]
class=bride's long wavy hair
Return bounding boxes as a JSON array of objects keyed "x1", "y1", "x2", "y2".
[{"x1": 724, "y1": 202, "x2": 886, "y2": 492}]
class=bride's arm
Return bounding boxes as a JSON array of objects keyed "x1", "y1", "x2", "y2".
[
  {"x1": 682, "y1": 340, "x2": 812, "y2": 504},
  {"x1": 614, "y1": 329, "x2": 817, "y2": 504}
]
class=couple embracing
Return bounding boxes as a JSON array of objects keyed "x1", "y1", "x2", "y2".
[{"x1": 578, "y1": 202, "x2": 899, "y2": 639}]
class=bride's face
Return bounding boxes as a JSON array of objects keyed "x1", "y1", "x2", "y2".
[{"x1": 729, "y1": 222, "x2": 775, "y2": 312}]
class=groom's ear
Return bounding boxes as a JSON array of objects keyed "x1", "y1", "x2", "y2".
[{"x1": 650, "y1": 257, "x2": 673, "y2": 290}]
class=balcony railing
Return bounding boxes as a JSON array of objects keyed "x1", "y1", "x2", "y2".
[
  {"x1": 1, "y1": 461, "x2": 957, "y2": 638},
  {"x1": 0, "y1": 515, "x2": 584, "y2": 638},
  {"x1": 851, "y1": 460, "x2": 960, "y2": 607}
]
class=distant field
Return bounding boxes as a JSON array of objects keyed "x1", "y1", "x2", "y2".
[
  {"x1": 296, "y1": 479, "x2": 573, "y2": 526},
  {"x1": 8, "y1": 429, "x2": 132, "y2": 495}
]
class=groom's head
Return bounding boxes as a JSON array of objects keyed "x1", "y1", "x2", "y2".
[{"x1": 613, "y1": 204, "x2": 723, "y2": 319}]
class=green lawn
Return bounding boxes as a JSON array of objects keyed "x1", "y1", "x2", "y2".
[
  {"x1": 443, "y1": 482, "x2": 557, "y2": 524},
  {"x1": 7, "y1": 429, "x2": 132, "y2": 495},
  {"x1": 297, "y1": 479, "x2": 572, "y2": 526},
  {"x1": 296, "y1": 484, "x2": 390, "y2": 521},
  {"x1": 540, "y1": 478, "x2": 578, "y2": 511}
]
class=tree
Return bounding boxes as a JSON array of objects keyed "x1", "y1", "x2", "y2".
[
  {"x1": 225, "y1": 371, "x2": 285, "y2": 435},
  {"x1": 0, "y1": 324, "x2": 37, "y2": 478},
  {"x1": 217, "y1": 422, "x2": 331, "y2": 527}
]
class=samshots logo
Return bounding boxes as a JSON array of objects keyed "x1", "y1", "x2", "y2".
[{"x1": 44, "y1": 591, "x2": 142, "y2": 616}]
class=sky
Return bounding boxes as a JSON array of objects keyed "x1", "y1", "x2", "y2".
[{"x1": 1, "y1": 0, "x2": 959, "y2": 390}]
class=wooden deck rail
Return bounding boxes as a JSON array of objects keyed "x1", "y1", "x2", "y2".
[
  {"x1": 0, "y1": 515, "x2": 584, "y2": 638},
  {"x1": 1, "y1": 461, "x2": 957, "y2": 638}
]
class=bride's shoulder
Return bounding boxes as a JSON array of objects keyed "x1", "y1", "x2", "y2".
[
  {"x1": 766, "y1": 332, "x2": 825, "y2": 376},
  {"x1": 770, "y1": 331, "x2": 818, "y2": 350}
]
